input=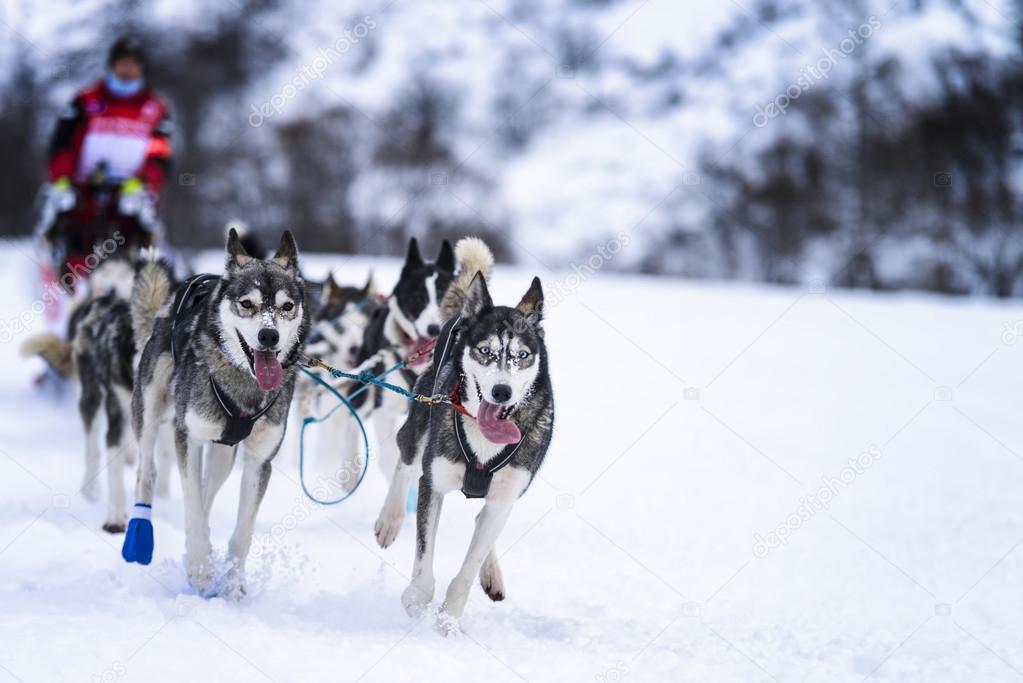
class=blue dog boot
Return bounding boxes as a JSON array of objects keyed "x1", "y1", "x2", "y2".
[
  {"x1": 405, "y1": 483, "x2": 418, "y2": 513},
  {"x1": 121, "y1": 503, "x2": 154, "y2": 565}
]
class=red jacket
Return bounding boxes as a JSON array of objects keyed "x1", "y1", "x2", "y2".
[{"x1": 48, "y1": 80, "x2": 173, "y2": 192}]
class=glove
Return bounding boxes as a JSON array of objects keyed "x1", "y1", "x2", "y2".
[
  {"x1": 49, "y1": 177, "x2": 75, "y2": 213},
  {"x1": 118, "y1": 177, "x2": 145, "y2": 215},
  {"x1": 118, "y1": 177, "x2": 157, "y2": 230}
]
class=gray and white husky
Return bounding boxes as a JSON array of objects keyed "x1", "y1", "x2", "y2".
[
  {"x1": 127, "y1": 229, "x2": 309, "y2": 594},
  {"x1": 298, "y1": 272, "x2": 381, "y2": 466},
  {"x1": 20, "y1": 257, "x2": 175, "y2": 532},
  {"x1": 374, "y1": 237, "x2": 554, "y2": 627}
]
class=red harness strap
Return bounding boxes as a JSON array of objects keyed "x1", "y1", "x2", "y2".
[{"x1": 449, "y1": 381, "x2": 474, "y2": 418}]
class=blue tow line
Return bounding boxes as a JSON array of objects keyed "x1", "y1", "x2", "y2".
[
  {"x1": 296, "y1": 343, "x2": 441, "y2": 506},
  {"x1": 297, "y1": 367, "x2": 372, "y2": 505}
]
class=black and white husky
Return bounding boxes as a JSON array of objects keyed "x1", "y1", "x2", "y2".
[
  {"x1": 20, "y1": 257, "x2": 175, "y2": 532},
  {"x1": 123, "y1": 229, "x2": 309, "y2": 596},
  {"x1": 374, "y1": 237, "x2": 554, "y2": 627},
  {"x1": 335, "y1": 238, "x2": 455, "y2": 488}
]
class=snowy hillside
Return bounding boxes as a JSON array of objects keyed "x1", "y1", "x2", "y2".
[
  {"x1": 3, "y1": 0, "x2": 1022, "y2": 294},
  {"x1": 3, "y1": 242, "x2": 1023, "y2": 681}
]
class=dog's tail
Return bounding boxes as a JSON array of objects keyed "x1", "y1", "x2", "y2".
[
  {"x1": 20, "y1": 333, "x2": 74, "y2": 379},
  {"x1": 441, "y1": 237, "x2": 494, "y2": 320},
  {"x1": 132, "y1": 247, "x2": 174, "y2": 346}
]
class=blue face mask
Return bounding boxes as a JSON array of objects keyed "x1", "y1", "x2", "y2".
[{"x1": 105, "y1": 72, "x2": 144, "y2": 98}]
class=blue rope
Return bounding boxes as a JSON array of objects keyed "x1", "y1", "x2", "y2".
[
  {"x1": 296, "y1": 354, "x2": 414, "y2": 505},
  {"x1": 297, "y1": 367, "x2": 371, "y2": 505}
]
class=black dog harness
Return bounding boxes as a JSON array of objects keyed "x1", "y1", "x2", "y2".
[
  {"x1": 169, "y1": 273, "x2": 280, "y2": 447},
  {"x1": 432, "y1": 316, "x2": 522, "y2": 499}
]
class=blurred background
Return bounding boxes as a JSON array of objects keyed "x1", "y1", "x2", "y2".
[{"x1": 0, "y1": 0, "x2": 1020, "y2": 296}]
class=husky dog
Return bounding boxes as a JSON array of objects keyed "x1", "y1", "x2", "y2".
[
  {"x1": 20, "y1": 257, "x2": 174, "y2": 532},
  {"x1": 305, "y1": 272, "x2": 379, "y2": 371},
  {"x1": 374, "y1": 237, "x2": 554, "y2": 627},
  {"x1": 336, "y1": 238, "x2": 455, "y2": 487},
  {"x1": 123, "y1": 229, "x2": 309, "y2": 596}
]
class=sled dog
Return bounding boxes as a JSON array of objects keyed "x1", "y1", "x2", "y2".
[
  {"x1": 336, "y1": 238, "x2": 456, "y2": 489},
  {"x1": 375, "y1": 237, "x2": 554, "y2": 627},
  {"x1": 20, "y1": 256, "x2": 174, "y2": 532},
  {"x1": 123, "y1": 229, "x2": 309, "y2": 596}
]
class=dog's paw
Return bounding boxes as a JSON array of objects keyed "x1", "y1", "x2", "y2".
[
  {"x1": 102, "y1": 521, "x2": 126, "y2": 534},
  {"x1": 435, "y1": 610, "x2": 462, "y2": 637},
  {"x1": 187, "y1": 560, "x2": 215, "y2": 596},
  {"x1": 479, "y1": 560, "x2": 506, "y2": 602},
  {"x1": 80, "y1": 479, "x2": 100, "y2": 503},
  {"x1": 401, "y1": 582, "x2": 433, "y2": 618},
  {"x1": 373, "y1": 508, "x2": 404, "y2": 548}
]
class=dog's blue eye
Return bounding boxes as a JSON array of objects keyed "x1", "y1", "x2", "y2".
[
  {"x1": 478, "y1": 345, "x2": 490, "y2": 355},
  {"x1": 517, "y1": 350, "x2": 530, "y2": 359},
  {"x1": 240, "y1": 300, "x2": 254, "y2": 309}
]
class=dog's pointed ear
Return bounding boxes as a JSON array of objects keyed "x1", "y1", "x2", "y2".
[
  {"x1": 273, "y1": 231, "x2": 299, "y2": 271},
  {"x1": 460, "y1": 271, "x2": 493, "y2": 320},
  {"x1": 361, "y1": 271, "x2": 376, "y2": 298},
  {"x1": 437, "y1": 239, "x2": 455, "y2": 272},
  {"x1": 322, "y1": 271, "x2": 339, "y2": 301},
  {"x1": 516, "y1": 277, "x2": 544, "y2": 326},
  {"x1": 226, "y1": 227, "x2": 253, "y2": 271},
  {"x1": 403, "y1": 237, "x2": 423, "y2": 272}
]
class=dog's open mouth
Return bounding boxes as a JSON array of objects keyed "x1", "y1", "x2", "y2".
[
  {"x1": 474, "y1": 384, "x2": 521, "y2": 444},
  {"x1": 237, "y1": 331, "x2": 283, "y2": 392}
]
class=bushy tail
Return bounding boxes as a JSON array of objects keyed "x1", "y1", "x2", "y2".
[
  {"x1": 131, "y1": 248, "x2": 173, "y2": 346},
  {"x1": 20, "y1": 333, "x2": 74, "y2": 378},
  {"x1": 441, "y1": 237, "x2": 494, "y2": 319}
]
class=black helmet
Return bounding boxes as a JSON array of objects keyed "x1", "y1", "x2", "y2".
[{"x1": 107, "y1": 36, "x2": 147, "y2": 69}]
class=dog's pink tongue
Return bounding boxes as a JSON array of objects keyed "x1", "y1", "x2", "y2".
[
  {"x1": 476, "y1": 400, "x2": 521, "y2": 444},
  {"x1": 253, "y1": 350, "x2": 283, "y2": 391}
]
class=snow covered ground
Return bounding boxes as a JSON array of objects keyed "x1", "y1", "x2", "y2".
[{"x1": 2, "y1": 240, "x2": 1023, "y2": 681}]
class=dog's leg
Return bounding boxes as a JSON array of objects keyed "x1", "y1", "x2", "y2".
[
  {"x1": 401, "y1": 476, "x2": 444, "y2": 617},
  {"x1": 225, "y1": 429, "x2": 281, "y2": 596},
  {"x1": 177, "y1": 431, "x2": 213, "y2": 594},
  {"x1": 374, "y1": 424, "x2": 423, "y2": 548},
  {"x1": 479, "y1": 547, "x2": 506, "y2": 602},
  {"x1": 202, "y1": 442, "x2": 237, "y2": 519},
  {"x1": 154, "y1": 424, "x2": 174, "y2": 499},
  {"x1": 122, "y1": 355, "x2": 172, "y2": 565},
  {"x1": 374, "y1": 459, "x2": 414, "y2": 548},
  {"x1": 79, "y1": 384, "x2": 103, "y2": 503},
  {"x1": 101, "y1": 386, "x2": 133, "y2": 533},
  {"x1": 440, "y1": 501, "x2": 513, "y2": 625}
]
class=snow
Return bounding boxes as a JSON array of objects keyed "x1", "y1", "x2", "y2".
[{"x1": 2, "y1": 241, "x2": 1023, "y2": 681}]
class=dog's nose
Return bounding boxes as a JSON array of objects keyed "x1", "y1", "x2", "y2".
[
  {"x1": 257, "y1": 328, "x2": 279, "y2": 348},
  {"x1": 427, "y1": 323, "x2": 440, "y2": 337},
  {"x1": 491, "y1": 384, "x2": 512, "y2": 404}
]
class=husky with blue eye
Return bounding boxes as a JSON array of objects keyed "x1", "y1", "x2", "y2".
[
  {"x1": 374, "y1": 237, "x2": 554, "y2": 629},
  {"x1": 122, "y1": 229, "x2": 309, "y2": 597}
]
